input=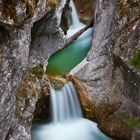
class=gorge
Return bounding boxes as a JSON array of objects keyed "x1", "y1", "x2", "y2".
[
  {"x1": 46, "y1": 0, "x2": 92, "y2": 74},
  {"x1": 32, "y1": 81, "x2": 110, "y2": 140},
  {"x1": 0, "y1": 0, "x2": 139, "y2": 140},
  {"x1": 31, "y1": 1, "x2": 110, "y2": 137}
]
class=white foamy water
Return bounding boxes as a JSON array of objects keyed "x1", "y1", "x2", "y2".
[
  {"x1": 66, "y1": 0, "x2": 90, "y2": 39},
  {"x1": 32, "y1": 118, "x2": 110, "y2": 140},
  {"x1": 69, "y1": 0, "x2": 81, "y2": 28},
  {"x1": 32, "y1": 1, "x2": 110, "y2": 139},
  {"x1": 32, "y1": 82, "x2": 111, "y2": 140},
  {"x1": 50, "y1": 82, "x2": 82, "y2": 123}
]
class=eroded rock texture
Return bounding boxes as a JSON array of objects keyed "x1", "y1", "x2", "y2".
[
  {"x1": 74, "y1": 0, "x2": 94, "y2": 24},
  {"x1": 0, "y1": 0, "x2": 66, "y2": 139},
  {"x1": 74, "y1": 0, "x2": 140, "y2": 139},
  {"x1": 29, "y1": 0, "x2": 66, "y2": 67}
]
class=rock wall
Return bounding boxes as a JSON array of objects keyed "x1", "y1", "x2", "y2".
[
  {"x1": 0, "y1": 0, "x2": 66, "y2": 139},
  {"x1": 74, "y1": 0, "x2": 140, "y2": 139},
  {"x1": 74, "y1": 0, "x2": 94, "y2": 24}
]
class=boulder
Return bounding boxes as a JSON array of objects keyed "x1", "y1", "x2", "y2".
[
  {"x1": 0, "y1": 0, "x2": 66, "y2": 139},
  {"x1": 73, "y1": 0, "x2": 140, "y2": 139}
]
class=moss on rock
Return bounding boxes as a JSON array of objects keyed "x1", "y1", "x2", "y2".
[
  {"x1": 128, "y1": 52, "x2": 140, "y2": 69},
  {"x1": 31, "y1": 64, "x2": 44, "y2": 79},
  {"x1": 1, "y1": 0, "x2": 42, "y2": 25},
  {"x1": 118, "y1": 0, "x2": 130, "y2": 18},
  {"x1": 117, "y1": 0, "x2": 139, "y2": 19},
  {"x1": 2, "y1": 0, "x2": 18, "y2": 24},
  {"x1": 16, "y1": 71, "x2": 40, "y2": 119},
  {"x1": 47, "y1": 0, "x2": 58, "y2": 9},
  {"x1": 48, "y1": 74, "x2": 68, "y2": 90}
]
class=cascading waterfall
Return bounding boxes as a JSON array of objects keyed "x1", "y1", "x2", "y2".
[
  {"x1": 32, "y1": 1, "x2": 111, "y2": 139},
  {"x1": 69, "y1": 0, "x2": 84, "y2": 29},
  {"x1": 32, "y1": 82, "x2": 111, "y2": 140},
  {"x1": 66, "y1": 0, "x2": 86, "y2": 39},
  {"x1": 50, "y1": 82, "x2": 82, "y2": 123}
]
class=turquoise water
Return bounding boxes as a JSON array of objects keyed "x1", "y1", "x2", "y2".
[
  {"x1": 46, "y1": 0, "x2": 92, "y2": 74},
  {"x1": 46, "y1": 28, "x2": 92, "y2": 74}
]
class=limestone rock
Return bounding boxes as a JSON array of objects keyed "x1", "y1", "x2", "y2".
[
  {"x1": 74, "y1": 0, "x2": 140, "y2": 139},
  {"x1": 13, "y1": 70, "x2": 41, "y2": 140},
  {"x1": 74, "y1": 0, "x2": 94, "y2": 24},
  {"x1": 29, "y1": 0, "x2": 66, "y2": 68},
  {"x1": 0, "y1": 0, "x2": 66, "y2": 139},
  {"x1": 69, "y1": 75, "x2": 94, "y2": 120}
]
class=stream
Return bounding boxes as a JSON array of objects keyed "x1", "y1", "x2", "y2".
[
  {"x1": 32, "y1": 1, "x2": 111, "y2": 140},
  {"x1": 46, "y1": 0, "x2": 92, "y2": 74},
  {"x1": 32, "y1": 82, "x2": 111, "y2": 140}
]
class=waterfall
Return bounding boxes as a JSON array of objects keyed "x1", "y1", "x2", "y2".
[
  {"x1": 69, "y1": 0, "x2": 81, "y2": 27},
  {"x1": 32, "y1": 0, "x2": 111, "y2": 139},
  {"x1": 50, "y1": 82, "x2": 82, "y2": 123},
  {"x1": 46, "y1": 0, "x2": 93, "y2": 75},
  {"x1": 66, "y1": 0, "x2": 85, "y2": 39},
  {"x1": 32, "y1": 81, "x2": 111, "y2": 140}
]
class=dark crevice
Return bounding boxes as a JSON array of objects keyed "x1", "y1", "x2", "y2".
[
  {"x1": 33, "y1": 95, "x2": 51, "y2": 122},
  {"x1": 0, "y1": 25, "x2": 10, "y2": 44},
  {"x1": 4, "y1": 127, "x2": 13, "y2": 140}
]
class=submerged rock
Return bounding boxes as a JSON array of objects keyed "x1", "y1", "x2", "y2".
[
  {"x1": 15, "y1": 70, "x2": 41, "y2": 139},
  {"x1": 74, "y1": 0, "x2": 140, "y2": 139},
  {"x1": 49, "y1": 75, "x2": 68, "y2": 90}
]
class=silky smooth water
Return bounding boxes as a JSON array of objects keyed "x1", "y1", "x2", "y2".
[
  {"x1": 32, "y1": 82, "x2": 111, "y2": 140},
  {"x1": 46, "y1": 0, "x2": 92, "y2": 74},
  {"x1": 50, "y1": 82, "x2": 82, "y2": 122}
]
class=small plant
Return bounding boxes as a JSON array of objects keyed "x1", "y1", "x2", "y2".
[
  {"x1": 128, "y1": 52, "x2": 140, "y2": 69},
  {"x1": 125, "y1": 119, "x2": 140, "y2": 128}
]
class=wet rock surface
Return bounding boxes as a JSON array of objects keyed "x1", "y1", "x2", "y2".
[
  {"x1": 68, "y1": 75, "x2": 95, "y2": 120},
  {"x1": 74, "y1": 0, "x2": 140, "y2": 139}
]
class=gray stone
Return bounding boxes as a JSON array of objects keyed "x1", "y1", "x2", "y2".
[
  {"x1": 74, "y1": 0, "x2": 140, "y2": 139},
  {"x1": 0, "y1": 0, "x2": 66, "y2": 139}
]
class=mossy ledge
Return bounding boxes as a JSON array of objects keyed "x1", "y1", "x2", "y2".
[
  {"x1": 47, "y1": 0, "x2": 58, "y2": 9},
  {"x1": 2, "y1": 0, "x2": 18, "y2": 24},
  {"x1": 117, "y1": 0, "x2": 139, "y2": 18},
  {"x1": 2, "y1": 0, "x2": 58, "y2": 25}
]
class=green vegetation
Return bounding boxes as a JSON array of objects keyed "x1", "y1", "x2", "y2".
[
  {"x1": 128, "y1": 52, "x2": 140, "y2": 69},
  {"x1": 125, "y1": 119, "x2": 140, "y2": 128}
]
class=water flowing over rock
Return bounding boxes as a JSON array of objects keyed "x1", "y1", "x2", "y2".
[
  {"x1": 0, "y1": 0, "x2": 66, "y2": 139},
  {"x1": 32, "y1": 78, "x2": 111, "y2": 140},
  {"x1": 68, "y1": 75, "x2": 94, "y2": 120},
  {"x1": 46, "y1": 0, "x2": 93, "y2": 74},
  {"x1": 74, "y1": 0, "x2": 140, "y2": 139},
  {"x1": 50, "y1": 81, "x2": 83, "y2": 123}
]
